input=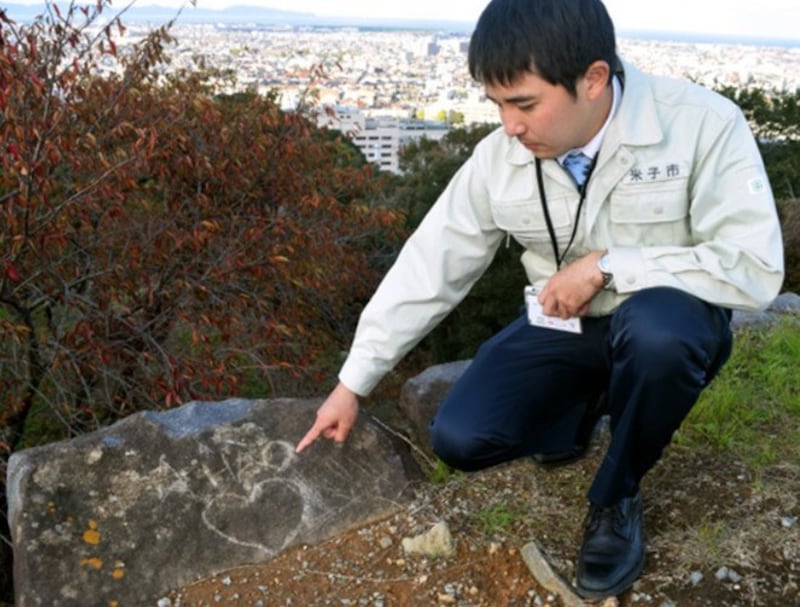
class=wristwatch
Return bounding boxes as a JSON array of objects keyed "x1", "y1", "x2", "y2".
[{"x1": 597, "y1": 252, "x2": 613, "y2": 287}]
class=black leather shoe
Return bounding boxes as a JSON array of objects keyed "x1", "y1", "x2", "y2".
[
  {"x1": 531, "y1": 393, "x2": 606, "y2": 468},
  {"x1": 575, "y1": 491, "x2": 645, "y2": 599}
]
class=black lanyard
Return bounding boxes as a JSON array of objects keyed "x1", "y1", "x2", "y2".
[{"x1": 535, "y1": 155, "x2": 598, "y2": 269}]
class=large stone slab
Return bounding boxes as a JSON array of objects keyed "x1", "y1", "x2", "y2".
[{"x1": 7, "y1": 398, "x2": 421, "y2": 607}]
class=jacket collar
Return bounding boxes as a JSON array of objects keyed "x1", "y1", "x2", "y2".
[{"x1": 605, "y1": 59, "x2": 663, "y2": 150}]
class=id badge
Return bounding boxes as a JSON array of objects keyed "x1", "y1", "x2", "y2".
[{"x1": 524, "y1": 286, "x2": 583, "y2": 334}]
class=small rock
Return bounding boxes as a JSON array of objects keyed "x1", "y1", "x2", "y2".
[
  {"x1": 156, "y1": 599, "x2": 171, "y2": 607},
  {"x1": 715, "y1": 566, "x2": 744, "y2": 584},
  {"x1": 689, "y1": 571, "x2": 704, "y2": 586},
  {"x1": 781, "y1": 516, "x2": 797, "y2": 528},
  {"x1": 401, "y1": 521, "x2": 455, "y2": 558},
  {"x1": 222, "y1": 576, "x2": 232, "y2": 586},
  {"x1": 379, "y1": 536, "x2": 393, "y2": 549}
]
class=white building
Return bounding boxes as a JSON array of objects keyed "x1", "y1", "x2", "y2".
[{"x1": 316, "y1": 106, "x2": 450, "y2": 174}]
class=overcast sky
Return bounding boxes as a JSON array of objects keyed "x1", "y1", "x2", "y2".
[{"x1": 10, "y1": 1, "x2": 800, "y2": 41}]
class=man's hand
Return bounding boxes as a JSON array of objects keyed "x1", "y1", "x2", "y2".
[
  {"x1": 538, "y1": 250, "x2": 606, "y2": 318},
  {"x1": 295, "y1": 382, "x2": 360, "y2": 453}
]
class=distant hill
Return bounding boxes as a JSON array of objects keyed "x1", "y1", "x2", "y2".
[
  {"x1": 2, "y1": 3, "x2": 476, "y2": 32},
  {"x1": 4, "y1": 3, "x2": 798, "y2": 46}
]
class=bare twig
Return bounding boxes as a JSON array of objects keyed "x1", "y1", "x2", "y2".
[{"x1": 368, "y1": 414, "x2": 437, "y2": 471}]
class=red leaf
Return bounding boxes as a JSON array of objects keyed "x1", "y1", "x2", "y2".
[{"x1": 4, "y1": 261, "x2": 20, "y2": 283}]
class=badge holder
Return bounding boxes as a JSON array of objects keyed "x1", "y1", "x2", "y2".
[{"x1": 525, "y1": 286, "x2": 583, "y2": 334}]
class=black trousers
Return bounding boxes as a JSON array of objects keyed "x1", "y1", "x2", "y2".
[{"x1": 429, "y1": 287, "x2": 733, "y2": 507}]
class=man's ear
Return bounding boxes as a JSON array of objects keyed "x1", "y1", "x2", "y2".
[{"x1": 582, "y1": 60, "x2": 611, "y2": 101}]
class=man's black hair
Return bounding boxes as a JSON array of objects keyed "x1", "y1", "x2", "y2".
[{"x1": 468, "y1": 0, "x2": 618, "y2": 97}]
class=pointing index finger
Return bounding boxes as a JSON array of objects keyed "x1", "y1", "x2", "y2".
[{"x1": 295, "y1": 424, "x2": 321, "y2": 453}]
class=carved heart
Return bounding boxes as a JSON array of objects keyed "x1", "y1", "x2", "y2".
[{"x1": 202, "y1": 479, "x2": 304, "y2": 555}]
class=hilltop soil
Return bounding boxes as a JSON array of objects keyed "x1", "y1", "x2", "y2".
[{"x1": 168, "y1": 425, "x2": 799, "y2": 607}]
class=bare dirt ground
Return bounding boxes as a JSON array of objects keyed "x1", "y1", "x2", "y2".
[{"x1": 167, "y1": 425, "x2": 799, "y2": 607}]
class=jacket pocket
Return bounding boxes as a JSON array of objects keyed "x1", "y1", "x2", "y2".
[
  {"x1": 609, "y1": 182, "x2": 691, "y2": 246},
  {"x1": 491, "y1": 196, "x2": 574, "y2": 252}
]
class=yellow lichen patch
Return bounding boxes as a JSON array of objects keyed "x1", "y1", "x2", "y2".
[
  {"x1": 83, "y1": 528, "x2": 101, "y2": 545},
  {"x1": 112, "y1": 568, "x2": 125, "y2": 580},
  {"x1": 83, "y1": 520, "x2": 101, "y2": 545},
  {"x1": 80, "y1": 557, "x2": 103, "y2": 570},
  {"x1": 109, "y1": 601, "x2": 119, "y2": 607}
]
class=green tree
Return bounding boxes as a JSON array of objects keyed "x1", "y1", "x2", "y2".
[
  {"x1": 449, "y1": 110, "x2": 465, "y2": 125},
  {"x1": 715, "y1": 84, "x2": 800, "y2": 200}
]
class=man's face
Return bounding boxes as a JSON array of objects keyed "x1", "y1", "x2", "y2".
[{"x1": 485, "y1": 70, "x2": 596, "y2": 159}]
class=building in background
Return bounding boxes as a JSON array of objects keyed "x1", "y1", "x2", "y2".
[{"x1": 316, "y1": 106, "x2": 449, "y2": 174}]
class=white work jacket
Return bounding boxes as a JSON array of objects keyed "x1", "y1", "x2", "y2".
[{"x1": 340, "y1": 60, "x2": 785, "y2": 396}]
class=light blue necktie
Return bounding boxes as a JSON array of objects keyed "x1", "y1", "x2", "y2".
[{"x1": 562, "y1": 151, "x2": 592, "y2": 189}]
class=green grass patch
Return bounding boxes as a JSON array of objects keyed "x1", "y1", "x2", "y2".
[
  {"x1": 473, "y1": 502, "x2": 529, "y2": 536},
  {"x1": 678, "y1": 316, "x2": 800, "y2": 467},
  {"x1": 428, "y1": 458, "x2": 464, "y2": 484}
]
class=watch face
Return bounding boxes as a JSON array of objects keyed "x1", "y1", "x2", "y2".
[{"x1": 600, "y1": 254, "x2": 611, "y2": 273}]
